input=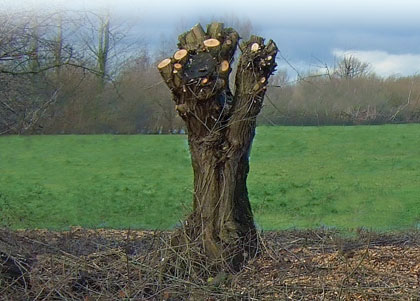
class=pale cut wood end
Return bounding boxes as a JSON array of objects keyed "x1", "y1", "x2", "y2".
[
  {"x1": 251, "y1": 43, "x2": 260, "y2": 52},
  {"x1": 174, "y1": 49, "x2": 188, "y2": 61},
  {"x1": 220, "y1": 60, "x2": 230, "y2": 73},
  {"x1": 158, "y1": 58, "x2": 172, "y2": 69},
  {"x1": 204, "y1": 38, "x2": 221, "y2": 48}
]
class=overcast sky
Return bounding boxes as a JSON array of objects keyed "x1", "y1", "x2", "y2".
[{"x1": 3, "y1": 0, "x2": 420, "y2": 77}]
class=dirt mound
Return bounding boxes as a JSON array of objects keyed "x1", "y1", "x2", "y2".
[{"x1": 1, "y1": 228, "x2": 419, "y2": 300}]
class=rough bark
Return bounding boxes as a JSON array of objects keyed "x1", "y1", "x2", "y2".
[{"x1": 158, "y1": 22, "x2": 277, "y2": 272}]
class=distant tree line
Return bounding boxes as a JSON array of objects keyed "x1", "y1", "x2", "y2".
[
  {"x1": 1, "y1": 10, "x2": 419, "y2": 135},
  {"x1": 0, "y1": 10, "x2": 181, "y2": 135},
  {"x1": 264, "y1": 61, "x2": 420, "y2": 126}
]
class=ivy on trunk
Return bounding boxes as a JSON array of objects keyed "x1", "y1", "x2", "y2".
[{"x1": 158, "y1": 22, "x2": 277, "y2": 272}]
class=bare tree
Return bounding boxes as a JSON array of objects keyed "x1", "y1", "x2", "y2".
[
  {"x1": 334, "y1": 55, "x2": 370, "y2": 79},
  {"x1": 75, "y1": 11, "x2": 136, "y2": 86},
  {"x1": 0, "y1": 9, "x2": 142, "y2": 134},
  {"x1": 0, "y1": 11, "x2": 76, "y2": 134},
  {"x1": 158, "y1": 23, "x2": 277, "y2": 272}
]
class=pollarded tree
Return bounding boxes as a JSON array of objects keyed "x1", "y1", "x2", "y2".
[{"x1": 158, "y1": 23, "x2": 277, "y2": 272}]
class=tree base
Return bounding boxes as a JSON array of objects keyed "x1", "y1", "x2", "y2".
[{"x1": 159, "y1": 225, "x2": 259, "y2": 283}]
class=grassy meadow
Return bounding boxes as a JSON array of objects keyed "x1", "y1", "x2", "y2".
[{"x1": 0, "y1": 125, "x2": 419, "y2": 231}]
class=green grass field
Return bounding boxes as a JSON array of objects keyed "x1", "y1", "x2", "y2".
[{"x1": 1, "y1": 125, "x2": 420, "y2": 231}]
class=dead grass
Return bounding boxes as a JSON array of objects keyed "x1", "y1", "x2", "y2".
[{"x1": 1, "y1": 228, "x2": 419, "y2": 300}]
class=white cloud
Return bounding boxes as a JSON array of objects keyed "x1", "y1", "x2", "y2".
[{"x1": 333, "y1": 49, "x2": 420, "y2": 77}]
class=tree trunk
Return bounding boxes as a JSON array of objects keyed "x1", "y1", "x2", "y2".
[
  {"x1": 54, "y1": 15, "x2": 63, "y2": 76},
  {"x1": 158, "y1": 23, "x2": 277, "y2": 272},
  {"x1": 97, "y1": 15, "x2": 110, "y2": 89}
]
